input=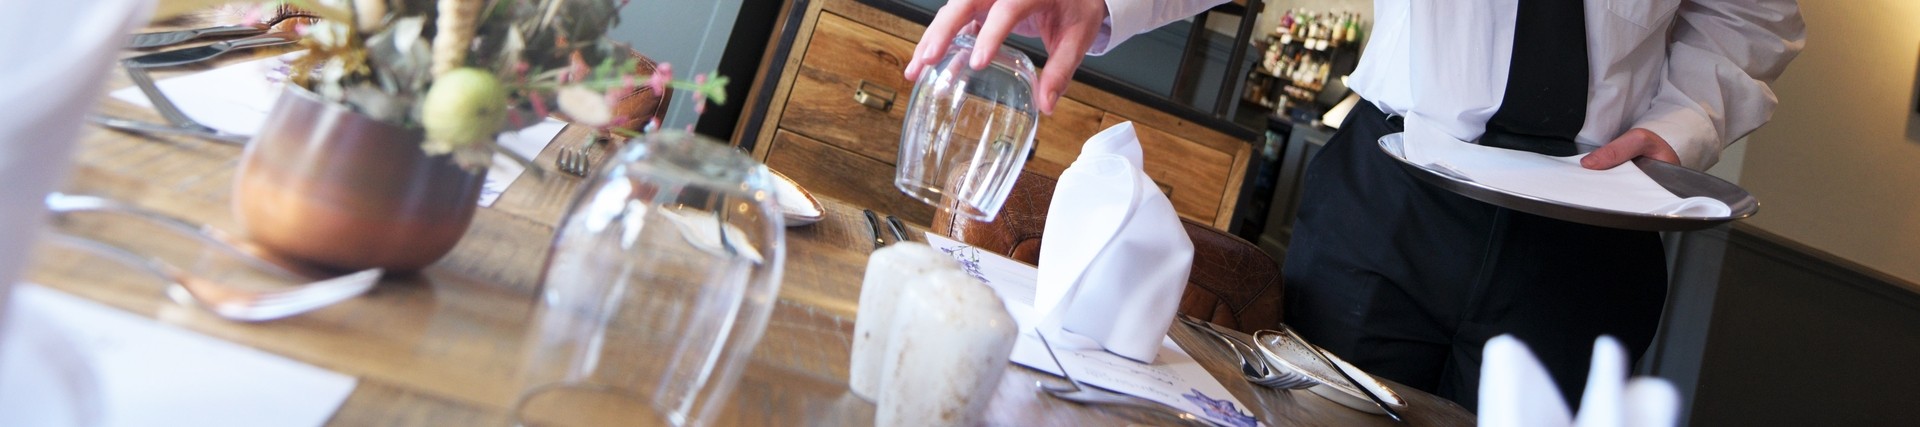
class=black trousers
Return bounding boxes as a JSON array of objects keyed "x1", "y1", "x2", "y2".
[{"x1": 1281, "y1": 102, "x2": 1669, "y2": 410}]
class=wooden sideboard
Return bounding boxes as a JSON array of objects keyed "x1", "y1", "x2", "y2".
[{"x1": 736, "y1": 0, "x2": 1252, "y2": 229}]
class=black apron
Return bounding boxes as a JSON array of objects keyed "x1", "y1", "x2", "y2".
[{"x1": 1279, "y1": 0, "x2": 1668, "y2": 410}]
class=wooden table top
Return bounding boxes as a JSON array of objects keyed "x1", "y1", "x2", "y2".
[{"x1": 21, "y1": 54, "x2": 1473, "y2": 426}]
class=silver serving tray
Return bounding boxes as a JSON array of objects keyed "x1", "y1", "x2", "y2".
[{"x1": 1379, "y1": 133, "x2": 1758, "y2": 231}]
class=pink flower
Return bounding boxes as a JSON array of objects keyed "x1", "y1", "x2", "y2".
[
  {"x1": 529, "y1": 93, "x2": 550, "y2": 118},
  {"x1": 648, "y1": 63, "x2": 673, "y2": 99}
]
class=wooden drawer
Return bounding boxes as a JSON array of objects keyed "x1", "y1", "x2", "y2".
[
  {"x1": 1099, "y1": 113, "x2": 1234, "y2": 225},
  {"x1": 780, "y1": 13, "x2": 917, "y2": 165},
  {"x1": 765, "y1": 129, "x2": 934, "y2": 225},
  {"x1": 745, "y1": 0, "x2": 1252, "y2": 229}
]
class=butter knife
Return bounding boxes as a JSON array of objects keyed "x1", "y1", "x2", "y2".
[
  {"x1": 88, "y1": 114, "x2": 249, "y2": 145},
  {"x1": 128, "y1": 24, "x2": 266, "y2": 49},
  {"x1": 862, "y1": 209, "x2": 886, "y2": 249},
  {"x1": 124, "y1": 31, "x2": 299, "y2": 69}
]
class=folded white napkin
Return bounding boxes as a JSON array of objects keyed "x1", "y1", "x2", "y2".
[
  {"x1": 1479, "y1": 335, "x2": 1683, "y2": 427},
  {"x1": 1394, "y1": 131, "x2": 1731, "y2": 218},
  {"x1": 0, "y1": 0, "x2": 152, "y2": 313},
  {"x1": 1033, "y1": 122, "x2": 1193, "y2": 363}
]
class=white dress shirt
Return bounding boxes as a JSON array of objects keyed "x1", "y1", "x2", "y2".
[{"x1": 1091, "y1": 0, "x2": 1805, "y2": 170}]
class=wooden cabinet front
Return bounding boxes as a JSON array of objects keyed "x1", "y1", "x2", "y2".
[{"x1": 746, "y1": 0, "x2": 1251, "y2": 229}]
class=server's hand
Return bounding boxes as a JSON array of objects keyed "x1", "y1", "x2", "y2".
[
  {"x1": 904, "y1": 0, "x2": 1109, "y2": 115},
  {"x1": 1582, "y1": 128, "x2": 1681, "y2": 169}
]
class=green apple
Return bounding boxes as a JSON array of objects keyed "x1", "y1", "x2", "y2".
[{"x1": 421, "y1": 68, "x2": 507, "y2": 150}]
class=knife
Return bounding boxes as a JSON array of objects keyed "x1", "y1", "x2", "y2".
[
  {"x1": 88, "y1": 115, "x2": 249, "y2": 145},
  {"x1": 884, "y1": 214, "x2": 911, "y2": 243},
  {"x1": 862, "y1": 209, "x2": 887, "y2": 249},
  {"x1": 128, "y1": 24, "x2": 266, "y2": 49},
  {"x1": 124, "y1": 31, "x2": 299, "y2": 69}
]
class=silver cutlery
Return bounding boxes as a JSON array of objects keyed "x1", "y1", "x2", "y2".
[
  {"x1": 1287, "y1": 325, "x2": 1406, "y2": 422},
  {"x1": 130, "y1": 24, "x2": 267, "y2": 50},
  {"x1": 121, "y1": 64, "x2": 227, "y2": 137},
  {"x1": 124, "y1": 31, "x2": 300, "y2": 69},
  {"x1": 1179, "y1": 315, "x2": 1270, "y2": 380},
  {"x1": 554, "y1": 144, "x2": 593, "y2": 177},
  {"x1": 862, "y1": 209, "x2": 886, "y2": 249},
  {"x1": 1178, "y1": 315, "x2": 1320, "y2": 389},
  {"x1": 46, "y1": 192, "x2": 331, "y2": 280},
  {"x1": 88, "y1": 114, "x2": 249, "y2": 145},
  {"x1": 1034, "y1": 331, "x2": 1217, "y2": 427},
  {"x1": 127, "y1": 4, "x2": 316, "y2": 49},
  {"x1": 48, "y1": 234, "x2": 380, "y2": 322},
  {"x1": 883, "y1": 214, "x2": 910, "y2": 243}
]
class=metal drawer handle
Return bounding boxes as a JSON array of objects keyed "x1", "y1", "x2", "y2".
[{"x1": 853, "y1": 80, "x2": 896, "y2": 111}]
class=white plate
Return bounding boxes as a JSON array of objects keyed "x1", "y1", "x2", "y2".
[
  {"x1": 1378, "y1": 133, "x2": 1756, "y2": 231},
  {"x1": 768, "y1": 169, "x2": 825, "y2": 226}
]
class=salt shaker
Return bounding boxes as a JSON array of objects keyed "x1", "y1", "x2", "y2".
[
  {"x1": 849, "y1": 242, "x2": 962, "y2": 400},
  {"x1": 876, "y1": 269, "x2": 1017, "y2": 427}
]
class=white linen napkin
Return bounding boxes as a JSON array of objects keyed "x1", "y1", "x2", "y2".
[
  {"x1": 1479, "y1": 335, "x2": 1683, "y2": 427},
  {"x1": 0, "y1": 0, "x2": 152, "y2": 324},
  {"x1": 0, "y1": 285, "x2": 357, "y2": 427},
  {"x1": 1394, "y1": 131, "x2": 1731, "y2": 218},
  {"x1": 1033, "y1": 122, "x2": 1193, "y2": 363}
]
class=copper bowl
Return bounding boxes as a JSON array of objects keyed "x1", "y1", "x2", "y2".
[{"x1": 233, "y1": 87, "x2": 485, "y2": 272}]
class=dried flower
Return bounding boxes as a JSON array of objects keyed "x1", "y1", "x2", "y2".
[
  {"x1": 555, "y1": 85, "x2": 613, "y2": 127},
  {"x1": 430, "y1": 0, "x2": 481, "y2": 77}
]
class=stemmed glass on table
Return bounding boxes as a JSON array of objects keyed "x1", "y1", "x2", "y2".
[{"x1": 513, "y1": 132, "x2": 785, "y2": 427}]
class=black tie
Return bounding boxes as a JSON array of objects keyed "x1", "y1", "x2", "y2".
[{"x1": 1481, "y1": 0, "x2": 1589, "y2": 156}]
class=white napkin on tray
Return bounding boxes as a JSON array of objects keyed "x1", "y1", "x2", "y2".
[
  {"x1": 1395, "y1": 132, "x2": 1730, "y2": 218},
  {"x1": 1479, "y1": 335, "x2": 1683, "y2": 427},
  {"x1": 1033, "y1": 121, "x2": 1193, "y2": 363}
]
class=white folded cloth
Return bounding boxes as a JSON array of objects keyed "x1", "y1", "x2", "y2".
[
  {"x1": 1396, "y1": 133, "x2": 1731, "y2": 218},
  {"x1": 1033, "y1": 122, "x2": 1194, "y2": 363},
  {"x1": 1480, "y1": 335, "x2": 1683, "y2": 427},
  {"x1": 0, "y1": 0, "x2": 152, "y2": 316}
]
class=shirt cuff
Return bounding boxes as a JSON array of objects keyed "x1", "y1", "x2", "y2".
[
  {"x1": 1088, "y1": 0, "x2": 1145, "y2": 56},
  {"x1": 1634, "y1": 107, "x2": 1721, "y2": 171}
]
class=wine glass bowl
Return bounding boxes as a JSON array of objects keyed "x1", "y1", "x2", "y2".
[
  {"x1": 895, "y1": 31, "x2": 1040, "y2": 222},
  {"x1": 513, "y1": 131, "x2": 785, "y2": 427}
]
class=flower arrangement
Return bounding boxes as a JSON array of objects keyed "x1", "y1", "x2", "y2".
[{"x1": 236, "y1": 0, "x2": 728, "y2": 168}]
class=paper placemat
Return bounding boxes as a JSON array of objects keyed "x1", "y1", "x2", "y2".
[
  {"x1": 0, "y1": 284, "x2": 357, "y2": 427},
  {"x1": 927, "y1": 234, "x2": 1263, "y2": 427}
]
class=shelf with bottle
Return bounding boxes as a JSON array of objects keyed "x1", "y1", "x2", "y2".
[{"x1": 1269, "y1": 8, "x2": 1365, "y2": 53}]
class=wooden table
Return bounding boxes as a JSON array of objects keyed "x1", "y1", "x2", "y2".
[{"x1": 22, "y1": 57, "x2": 1473, "y2": 426}]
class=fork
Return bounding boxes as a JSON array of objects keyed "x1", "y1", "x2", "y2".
[
  {"x1": 47, "y1": 234, "x2": 381, "y2": 322},
  {"x1": 1179, "y1": 315, "x2": 1319, "y2": 389},
  {"x1": 45, "y1": 192, "x2": 330, "y2": 279},
  {"x1": 120, "y1": 63, "x2": 240, "y2": 144},
  {"x1": 554, "y1": 144, "x2": 593, "y2": 177},
  {"x1": 1033, "y1": 331, "x2": 1218, "y2": 427}
]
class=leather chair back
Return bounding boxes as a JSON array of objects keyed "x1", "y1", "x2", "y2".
[{"x1": 931, "y1": 171, "x2": 1284, "y2": 334}]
